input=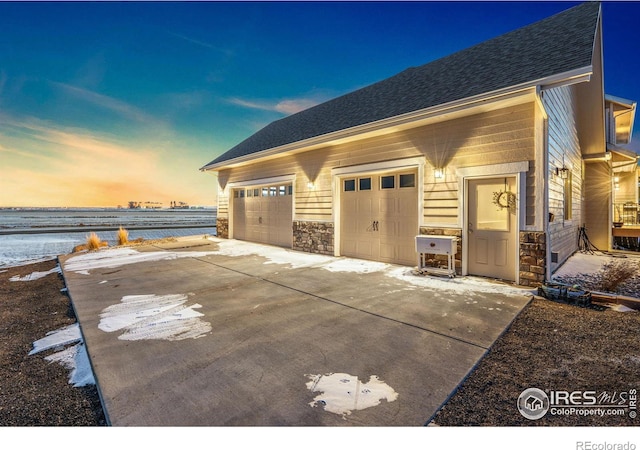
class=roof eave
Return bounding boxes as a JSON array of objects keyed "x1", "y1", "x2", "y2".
[{"x1": 201, "y1": 66, "x2": 593, "y2": 172}]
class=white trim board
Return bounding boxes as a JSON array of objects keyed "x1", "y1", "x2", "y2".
[
  {"x1": 331, "y1": 157, "x2": 426, "y2": 177},
  {"x1": 227, "y1": 174, "x2": 296, "y2": 188},
  {"x1": 455, "y1": 161, "x2": 530, "y2": 178}
]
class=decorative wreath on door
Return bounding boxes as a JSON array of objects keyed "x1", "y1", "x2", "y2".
[{"x1": 492, "y1": 178, "x2": 517, "y2": 211}]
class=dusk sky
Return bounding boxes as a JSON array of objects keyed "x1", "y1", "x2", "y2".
[{"x1": 1, "y1": 1, "x2": 639, "y2": 208}]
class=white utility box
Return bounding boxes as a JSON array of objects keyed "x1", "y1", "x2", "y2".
[{"x1": 415, "y1": 235, "x2": 457, "y2": 277}]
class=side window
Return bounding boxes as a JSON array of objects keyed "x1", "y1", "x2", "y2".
[
  {"x1": 254, "y1": 188, "x2": 260, "y2": 197},
  {"x1": 564, "y1": 172, "x2": 573, "y2": 220},
  {"x1": 262, "y1": 187, "x2": 269, "y2": 197}
]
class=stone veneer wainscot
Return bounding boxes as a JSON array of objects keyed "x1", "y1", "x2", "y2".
[
  {"x1": 519, "y1": 231, "x2": 546, "y2": 287},
  {"x1": 293, "y1": 221, "x2": 334, "y2": 255},
  {"x1": 216, "y1": 218, "x2": 229, "y2": 239}
]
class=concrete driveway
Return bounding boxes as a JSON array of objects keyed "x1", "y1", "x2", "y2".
[{"x1": 59, "y1": 236, "x2": 532, "y2": 426}]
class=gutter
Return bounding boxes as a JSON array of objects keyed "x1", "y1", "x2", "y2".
[{"x1": 200, "y1": 66, "x2": 593, "y2": 172}]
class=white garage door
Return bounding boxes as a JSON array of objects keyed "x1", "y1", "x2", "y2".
[
  {"x1": 232, "y1": 184, "x2": 293, "y2": 248},
  {"x1": 340, "y1": 170, "x2": 419, "y2": 266}
]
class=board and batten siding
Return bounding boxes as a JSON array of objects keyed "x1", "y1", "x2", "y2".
[
  {"x1": 543, "y1": 85, "x2": 583, "y2": 271},
  {"x1": 216, "y1": 103, "x2": 536, "y2": 227}
]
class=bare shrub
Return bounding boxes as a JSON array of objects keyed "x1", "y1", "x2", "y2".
[
  {"x1": 595, "y1": 260, "x2": 640, "y2": 293},
  {"x1": 117, "y1": 227, "x2": 129, "y2": 246},
  {"x1": 86, "y1": 232, "x2": 104, "y2": 251}
]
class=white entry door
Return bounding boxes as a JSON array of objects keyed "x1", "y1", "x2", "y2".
[{"x1": 467, "y1": 177, "x2": 517, "y2": 281}]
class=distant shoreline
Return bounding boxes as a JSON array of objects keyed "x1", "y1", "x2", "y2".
[{"x1": 0, "y1": 223, "x2": 216, "y2": 236}]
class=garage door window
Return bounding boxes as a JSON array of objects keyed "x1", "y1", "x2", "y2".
[
  {"x1": 344, "y1": 179, "x2": 356, "y2": 192},
  {"x1": 381, "y1": 175, "x2": 395, "y2": 189},
  {"x1": 359, "y1": 177, "x2": 372, "y2": 191},
  {"x1": 399, "y1": 173, "x2": 416, "y2": 188}
]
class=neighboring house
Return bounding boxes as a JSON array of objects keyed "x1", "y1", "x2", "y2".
[{"x1": 201, "y1": 2, "x2": 637, "y2": 287}]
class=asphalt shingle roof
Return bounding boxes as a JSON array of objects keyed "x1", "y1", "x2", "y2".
[{"x1": 203, "y1": 2, "x2": 600, "y2": 169}]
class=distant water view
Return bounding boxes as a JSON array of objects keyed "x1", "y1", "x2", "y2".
[{"x1": 0, "y1": 208, "x2": 217, "y2": 268}]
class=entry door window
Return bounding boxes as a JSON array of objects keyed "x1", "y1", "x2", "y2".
[{"x1": 476, "y1": 182, "x2": 509, "y2": 231}]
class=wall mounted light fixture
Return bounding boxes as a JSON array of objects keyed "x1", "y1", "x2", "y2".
[
  {"x1": 307, "y1": 181, "x2": 315, "y2": 190},
  {"x1": 555, "y1": 167, "x2": 569, "y2": 179},
  {"x1": 434, "y1": 167, "x2": 445, "y2": 180}
]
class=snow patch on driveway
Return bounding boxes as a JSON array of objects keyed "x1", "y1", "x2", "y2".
[
  {"x1": 306, "y1": 372, "x2": 399, "y2": 417},
  {"x1": 386, "y1": 267, "x2": 533, "y2": 297},
  {"x1": 64, "y1": 248, "x2": 219, "y2": 274},
  {"x1": 99, "y1": 294, "x2": 211, "y2": 341}
]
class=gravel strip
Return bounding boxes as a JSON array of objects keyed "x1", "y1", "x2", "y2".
[{"x1": 0, "y1": 260, "x2": 105, "y2": 426}]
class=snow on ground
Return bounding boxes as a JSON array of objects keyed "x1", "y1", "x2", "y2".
[
  {"x1": 60, "y1": 238, "x2": 534, "y2": 298},
  {"x1": 29, "y1": 323, "x2": 95, "y2": 387},
  {"x1": 98, "y1": 294, "x2": 211, "y2": 341},
  {"x1": 64, "y1": 247, "x2": 221, "y2": 274},
  {"x1": 552, "y1": 251, "x2": 640, "y2": 278},
  {"x1": 10, "y1": 265, "x2": 61, "y2": 282},
  {"x1": 206, "y1": 238, "x2": 533, "y2": 296},
  {"x1": 306, "y1": 372, "x2": 399, "y2": 417},
  {"x1": 388, "y1": 267, "x2": 533, "y2": 297},
  {"x1": 209, "y1": 238, "x2": 335, "y2": 269}
]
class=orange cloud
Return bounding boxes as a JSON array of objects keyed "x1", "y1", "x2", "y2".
[{"x1": 0, "y1": 117, "x2": 217, "y2": 207}]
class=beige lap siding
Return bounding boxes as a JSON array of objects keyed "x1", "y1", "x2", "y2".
[
  {"x1": 217, "y1": 103, "x2": 536, "y2": 230},
  {"x1": 543, "y1": 85, "x2": 583, "y2": 271}
]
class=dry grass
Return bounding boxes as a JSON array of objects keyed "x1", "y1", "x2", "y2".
[
  {"x1": 116, "y1": 227, "x2": 129, "y2": 246},
  {"x1": 595, "y1": 260, "x2": 640, "y2": 293},
  {"x1": 85, "y1": 232, "x2": 105, "y2": 251}
]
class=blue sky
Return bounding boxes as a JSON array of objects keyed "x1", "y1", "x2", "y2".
[{"x1": 1, "y1": 1, "x2": 639, "y2": 207}]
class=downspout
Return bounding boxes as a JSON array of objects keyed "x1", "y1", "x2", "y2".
[{"x1": 536, "y1": 86, "x2": 552, "y2": 283}]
